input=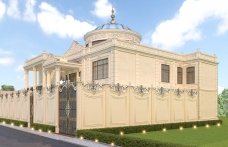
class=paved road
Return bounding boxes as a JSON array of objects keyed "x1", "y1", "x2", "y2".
[{"x1": 0, "y1": 125, "x2": 85, "y2": 147}]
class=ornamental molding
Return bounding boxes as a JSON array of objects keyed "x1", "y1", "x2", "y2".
[
  {"x1": 5, "y1": 93, "x2": 8, "y2": 99},
  {"x1": 134, "y1": 85, "x2": 150, "y2": 96},
  {"x1": 154, "y1": 87, "x2": 170, "y2": 96},
  {"x1": 110, "y1": 83, "x2": 128, "y2": 95},
  {"x1": 83, "y1": 81, "x2": 103, "y2": 94},
  {"x1": 84, "y1": 29, "x2": 141, "y2": 44},
  {"x1": 65, "y1": 100, "x2": 71, "y2": 117},
  {"x1": 24, "y1": 53, "x2": 49, "y2": 69},
  {"x1": 47, "y1": 84, "x2": 56, "y2": 94},
  {"x1": 186, "y1": 89, "x2": 198, "y2": 97},
  {"x1": 36, "y1": 86, "x2": 43, "y2": 95},
  {"x1": 22, "y1": 90, "x2": 28, "y2": 96},
  {"x1": 174, "y1": 88, "x2": 185, "y2": 97},
  {"x1": 16, "y1": 91, "x2": 20, "y2": 97}
]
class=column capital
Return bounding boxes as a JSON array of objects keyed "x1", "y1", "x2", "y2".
[
  {"x1": 33, "y1": 67, "x2": 37, "y2": 88},
  {"x1": 55, "y1": 67, "x2": 61, "y2": 85},
  {"x1": 55, "y1": 66, "x2": 61, "y2": 71}
]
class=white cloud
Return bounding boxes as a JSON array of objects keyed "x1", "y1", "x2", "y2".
[
  {"x1": 23, "y1": 0, "x2": 36, "y2": 22},
  {"x1": 0, "y1": 57, "x2": 14, "y2": 65},
  {"x1": 0, "y1": 0, "x2": 6, "y2": 19},
  {"x1": 37, "y1": 2, "x2": 96, "y2": 39},
  {"x1": 151, "y1": 0, "x2": 228, "y2": 50},
  {"x1": 0, "y1": 48, "x2": 14, "y2": 66},
  {"x1": 92, "y1": 0, "x2": 113, "y2": 19},
  {"x1": 218, "y1": 86, "x2": 225, "y2": 94},
  {"x1": 7, "y1": 0, "x2": 21, "y2": 19},
  {"x1": 0, "y1": 48, "x2": 12, "y2": 55},
  {"x1": 15, "y1": 64, "x2": 23, "y2": 72}
]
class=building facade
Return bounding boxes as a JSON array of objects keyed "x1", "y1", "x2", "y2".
[{"x1": 0, "y1": 10, "x2": 218, "y2": 135}]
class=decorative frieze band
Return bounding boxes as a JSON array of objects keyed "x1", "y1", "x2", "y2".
[{"x1": 81, "y1": 82, "x2": 198, "y2": 97}]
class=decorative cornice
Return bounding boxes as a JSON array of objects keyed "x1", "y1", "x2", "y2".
[{"x1": 84, "y1": 29, "x2": 141, "y2": 44}]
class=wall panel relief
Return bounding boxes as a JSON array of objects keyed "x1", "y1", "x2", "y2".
[
  {"x1": 46, "y1": 91, "x2": 56, "y2": 125},
  {"x1": 83, "y1": 94, "x2": 104, "y2": 127},
  {"x1": 0, "y1": 90, "x2": 30, "y2": 122},
  {"x1": 199, "y1": 90, "x2": 217, "y2": 120},
  {"x1": 34, "y1": 91, "x2": 44, "y2": 123},
  {"x1": 110, "y1": 95, "x2": 128, "y2": 125},
  {"x1": 133, "y1": 95, "x2": 151, "y2": 124},
  {"x1": 185, "y1": 89, "x2": 198, "y2": 121},
  {"x1": 173, "y1": 89, "x2": 185, "y2": 122},
  {"x1": 154, "y1": 87, "x2": 171, "y2": 123},
  {"x1": 76, "y1": 83, "x2": 214, "y2": 130}
]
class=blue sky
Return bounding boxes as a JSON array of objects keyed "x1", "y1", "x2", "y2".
[{"x1": 0, "y1": 0, "x2": 227, "y2": 92}]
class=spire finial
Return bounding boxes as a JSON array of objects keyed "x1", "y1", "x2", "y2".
[{"x1": 111, "y1": 7, "x2": 116, "y2": 24}]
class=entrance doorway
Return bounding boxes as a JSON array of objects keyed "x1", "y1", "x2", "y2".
[{"x1": 59, "y1": 81, "x2": 77, "y2": 136}]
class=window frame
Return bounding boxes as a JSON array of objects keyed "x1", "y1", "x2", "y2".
[
  {"x1": 177, "y1": 67, "x2": 183, "y2": 84},
  {"x1": 186, "y1": 66, "x2": 195, "y2": 84},
  {"x1": 161, "y1": 64, "x2": 170, "y2": 83},
  {"x1": 92, "y1": 58, "x2": 109, "y2": 80}
]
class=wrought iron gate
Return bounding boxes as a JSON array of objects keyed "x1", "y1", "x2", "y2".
[
  {"x1": 30, "y1": 91, "x2": 33, "y2": 125},
  {"x1": 59, "y1": 81, "x2": 77, "y2": 136}
]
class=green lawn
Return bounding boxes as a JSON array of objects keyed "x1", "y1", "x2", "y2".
[{"x1": 127, "y1": 118, "x2": 228, "y2": 147}]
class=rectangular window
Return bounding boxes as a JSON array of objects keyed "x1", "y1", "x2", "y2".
[
  {"x1": 187, "y1": 67, "x2": 195, "y2": 84},
  {"x1": 161, "y1": 64, "x2": 170, "y2": 83},
  {"x1": 92, "y1": 58, "x2": 108, "y2": 80},
  {"x1": 177, "y1": 67, "x2": 183, "y2": 84}
]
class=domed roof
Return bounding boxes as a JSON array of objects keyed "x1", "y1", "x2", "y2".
[
  {"x1": 84, "y1": 8, "x2": 142, "y2": 45},
  {"x1": 95, "y1": 23, "x2": 131, "y2": 31},
  {"x1": 94, "y1": 8, "x2": 131, "y2": 31}
]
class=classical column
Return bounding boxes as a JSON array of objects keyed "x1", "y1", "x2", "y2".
[
  {"x1": 76, "y1": 71, "x2": 81, "y2": 82},
  {"x1": 24, "y1": 70, "x2": 29, "y2": 89},
  {"x1": 47, "y1": 70, "x2": 51, "y2": 87},
  {"x1": 42, "y1": 69, "x2": 47, "y2": 88},
  {"x1": 33, "y1": 67, "x2": 37, "y2": 89},
  {"x1": 55, "y1": 67, "x2": 61, "y2": 85},
  {"x1": 38, "y1": 70, "x2": 42, "y2": 86},
  {"x1": 55, "y1": 66, "x2": 61, "y2": 133}
]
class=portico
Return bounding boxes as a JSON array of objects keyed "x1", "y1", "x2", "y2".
[{"x1": 23, "y1": 53, "x2": 81, "y2": 90}]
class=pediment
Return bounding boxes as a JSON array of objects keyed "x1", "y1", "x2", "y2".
[{"x1": 64, "y1": 41, "x2": 85, "y2": 58}]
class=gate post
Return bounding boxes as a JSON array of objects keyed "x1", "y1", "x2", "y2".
[
  {"x1": 55, "y1": 85, "x2": 60, "y2": 133},
  {"x1": 28, "y1": 90, "x2": 31, "y2": 128}
]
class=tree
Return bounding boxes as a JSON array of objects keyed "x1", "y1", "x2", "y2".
[
  {"x1": 1, "y1": 85, "x2": 15, "y2": 91},
  {"x1": 218, "y1": 89, "x2": 228, "y2": 117}
]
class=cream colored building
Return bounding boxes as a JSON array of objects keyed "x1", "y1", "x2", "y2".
[{"x1": 0, "y1": 10, "x2": 218, "y2": 135}]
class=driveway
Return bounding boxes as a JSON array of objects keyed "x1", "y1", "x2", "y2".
[{"x1": 0, "y1": 125, "x2": 85, "y2": 147}]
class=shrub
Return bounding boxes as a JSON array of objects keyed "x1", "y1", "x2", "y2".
[
  {"x1": 0, "y1": 118, "x2": 28, "y2": 127},
  {"x1": 1, "y1": 85, "x2": 15, "y2": 91},
  {"x1": 77, "y1": 119, "x2": 222, "y2": 147},
  {"x1": 31, "y1": 123, "x2": 55, "y2": 132},
  {"x1": 90, "y1": 119, "x2": 222, "y2": 135},
  {"x1": 77, "y1": 130, "x2": 194, "y2": 147}
]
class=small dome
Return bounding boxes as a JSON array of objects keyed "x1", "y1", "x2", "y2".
[
  {"x1": 84, "y1": 8, "x2": 141, "y2": 46},
  {"x1": 95, "y1": 23, "x2": 132, "y2": 31}
]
